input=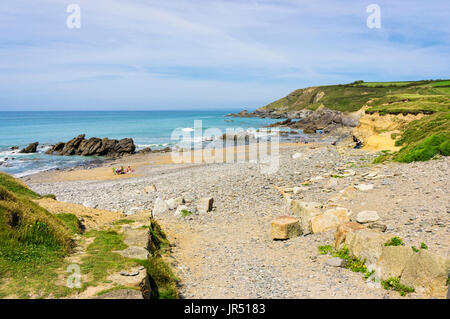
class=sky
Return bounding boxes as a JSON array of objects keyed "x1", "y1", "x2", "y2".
[{"x1": 0, "y1": 0, "x2": 449, "y2": 111}]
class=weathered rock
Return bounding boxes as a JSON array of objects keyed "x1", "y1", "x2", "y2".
[
  {"x1": 20, "y1": 142, "x2": 38, "y2": 153},
  {"x1": 45, "y1": 134, "x2": 136, "y2": 157},
  {"x1": 310, "y1": 208, "x2": 350, "y2": 233},
  {"x1": 290, "y1": 200, "x2": 322, "y2": 235},
  {"x1": 356, "y1": 210, "x2": 380, "y2": 223},
  {"x1": 355, "y1": 184, "x2": 374, "y2": 191},
  {"x1": 325, "y1": 257, "x2": 347, "y2": 267},
  {"x1": 368, "y1": 222, "x2": 387, "y2": 232},
  {"x1": 271, "y1": 216, "x2": 302, "y2": 240},
  {"x1": 196, "y1": 197, "x2": 213, "y2": 213},
  {"x1": 144, "y1": 184, "x2": 157, "y2": 193},
  {"x1": 401, "y1": 250, "x2": 450, "y2": 297},
  {"x1": 115, "y1": 246, "x2": 149, "y2": 260},
  {"x1": 344, "y1": 229, "x2": 391, "y2": 269},
  {"x1": 166, "y1": 197, "x2": 185, "y2": 210},
  {"x1": 152, "y1": 198, "x2": 169, "y2": 216},
  {"x1": 123, "y1": 227, "x2": 149, "y2": 248},
  {"x1": 334, "y1": 222, "x2": 366, "y2": 249},
  {"x1": 375, "y1": 246, "x2": 414, "y2": 280}
]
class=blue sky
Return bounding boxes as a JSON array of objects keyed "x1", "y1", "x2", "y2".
[{"x1": 0, "y1": 0, "x2": 449, "y2": 110}]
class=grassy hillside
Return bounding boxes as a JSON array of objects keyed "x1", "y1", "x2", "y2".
[
  {"x1": 261, "y1": 80, "x2": 449, "y2": 162},
  {"x1": 261, "y1": 79, "x2": 449, "y2": 113},
  {"x1": 0, "y1": 172, "x2": 77, "y2": 297}
]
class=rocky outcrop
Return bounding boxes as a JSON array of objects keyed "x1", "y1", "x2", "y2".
[
  {"x1": 20, "y1": 142, "x2": 39, "y2": 153},
  {"x1": 45, "y1": 134, "x2": 136, "y2": 157}
]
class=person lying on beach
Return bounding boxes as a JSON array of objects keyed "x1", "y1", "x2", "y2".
[{"x1": 126, "y1": 166, "x2": 134, "y2": 173}]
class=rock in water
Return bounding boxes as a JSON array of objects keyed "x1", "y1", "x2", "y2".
[
  {"x1": 45, "y1": 134, "x2": 136, "y2": 157},
  {"x1": 356, "y1": 210, "x2": 380, "y2": 223},
  {"x1": 20, "y1": 142, "x2": 39, "y2": 153},
  {"x1": 271, "y1": 216, "x2": 302, "y2": 240}
]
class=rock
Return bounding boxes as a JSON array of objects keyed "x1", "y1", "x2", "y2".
[
  {"x1": 325, "y1": 257, "x2": 347, "y2": 267},
  {"x1": 271, "y1": 216, "x2": 302, "y2": 240},
  {"x1": 123, "y1": 227, "x2": 149, "y2": 248},
  {"x1": 344, "y1": 228, "x2": 391, "y2": 269},
  {"x1": 334, "y1": 222, "x2": 366, "y2": 249},
  {"x1": 166, "y1": 197, "x2": 184, "y2": 210},
  {"x1": 310, "y1": 208, "x2": 350, "y2": 233},
  {"x1": 355, "y1": 184, "x2": 374, "y2": 191},
  {"x1": 290, "y1": 200, "x2": 322, "y2": 235},
  {"x1": 342, "y1": 170, "x2": 356, "y2": 177},
  {"x1": 368, "y1": 222, "x2": 387, "y2": 232},
  {"x1": 375, "y1": 246, "x2": 414, "y2": 280},
  {"x1": 115, "y1": 246, "x2": 149, "y2": 259},
  {"x1": 292, "y1": 153, "x2": 302, "y2": 159},
  {"x1": 45, "y1": 134, "x2": 136, "y2": 157},
  {"x1": 401, "y1": 250, "x2": 450, "y2": 297},
  {"x1": 152, "y1": 198, "x2": 169, "y2": 216},
  {"x1": 19, "y1": 142, "x2": 39, "y2": 153},
  {"x1": 144, "y1": 184, "x2": 157, "y2": 193},
  {"x1": 356, "y1": 210, "x2": 380, "y2": 223},
  {"x1": 196, "y1": 197, "x2": 213, "y2": 213}
]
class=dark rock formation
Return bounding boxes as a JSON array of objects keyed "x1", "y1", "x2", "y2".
[
  {"x1": 20, "y1": 142, "x2": 39, "y2": 153},
  {"x1": 45, "y1": 134, "x2": 136, "y2": 157}
]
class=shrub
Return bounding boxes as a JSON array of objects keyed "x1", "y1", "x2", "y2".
[
  {"x1": 381, "y1": 277, "x2": 415, "y2": 296},
  {"x1": 384, "y1": 237, "x2": 404, "y2": 246}
]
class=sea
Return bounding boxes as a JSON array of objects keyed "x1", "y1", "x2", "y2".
[{"x1": 0, "y1": 110, "x2": 299, "y2": 177}]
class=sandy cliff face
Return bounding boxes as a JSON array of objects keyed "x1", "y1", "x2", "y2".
[{"x1": 353, "y1": 111, "x2": 425, "y2": 151}]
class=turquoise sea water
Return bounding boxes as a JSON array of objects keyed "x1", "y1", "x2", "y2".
[{"x1": 0, "y1": 111, "x2": 284, "y2": 176}]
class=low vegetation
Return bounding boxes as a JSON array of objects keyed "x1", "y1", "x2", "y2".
[
  {"x1": 318, "y1": 245, "x2": 367, "y2": 273},
  {"x1": 0, "y1": 172, "x2": 74, "y2": 298},
  {"x1": 146, "y1": 219, "x2": 178, "y2": 299},
  {"x1": 384, "y1": 237, "x2": 405, "y2": 247},
  {"x1": 381, "y1": 277, "x2": 415, "y2": 296}
]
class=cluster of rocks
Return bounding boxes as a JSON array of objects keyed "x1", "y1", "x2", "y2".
[
  {"x1": 45, "y1": 134, "x2": 136, "y2": 157},
  {"x1": 270, "y1": 192, "x2": 449, "y2": 297},
  {"x1": 152, "y1": 195, "x2": 214, "y2": 218}
]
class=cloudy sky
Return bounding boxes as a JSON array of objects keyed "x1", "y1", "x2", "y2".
[{"x1": 0, "y1": 0, "x2": 449, "y2": 110}]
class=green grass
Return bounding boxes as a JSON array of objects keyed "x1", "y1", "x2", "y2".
[
  {"x1": 112, "y1": 219, "x2": 135, "y2": 226},
  {"x1": 366, "y1": 94, "x2": 449, "y2": 115},
  {"x1": 384, "y1": 237, "x2": 404, "y2": 247},
  {"x1": 55, "y1": 213, "x2": 83, "y2": 235},
  {"x1": 180, "y1": 209, "x2": 193, "y2": 217},
  {"x1": 318, "y1": 245, "x2": 368, "y2": 273},
  {"x1": 0, "y1": 173, "x2": 75, "y2": 298},
  {"x1": 261, "y1": 79, "x2": 449, "y2": 113},
  {"x1": 80, "y1": 230, "x2": 138, "y2": 285},
  {"x1": 0, "y1": 172, "x2": 41, "y2": 199},
  {"x1": 391, "y1": 112, "x2": 450, "y2": 162},
  {"x1": 420, "y1": 242, "x2": 428, "y2": 250},
  {"x1": 381, "y1": 277, "x2": 415, "y2": 296}
]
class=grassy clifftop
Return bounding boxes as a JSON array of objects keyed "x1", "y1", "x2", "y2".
[
  {"x1": 262, "y1": 80, "x2": 449, "y2": 162},
  {"x1": 261, "y1": 80, "x2": 449, "y2": 114}
]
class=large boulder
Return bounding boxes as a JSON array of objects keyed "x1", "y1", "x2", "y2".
[
  {"x1": 271, "y1": 216, "x2": 302, "y2": 240},
  {"x1": 45, "y1": 134, "x2": 136, "y2": 157},
  {"x1": 20, "y1": 142, "x2": 39, "y2": 153},
  {"x1": 152, "y1": 198, "x2": 169, "y2": 216},
  {"x1": 310, "y1": 207, "x2": 350, "y2": 233},
  {"x1": 400, "y1": 250, "x2": 450, "y2": 297},
  {"x1": 375, "y1": 246, "x2": 414, "y2": 280},
  {"x1": 290, "y1": 200, "x2": 322, "y2": 235},
  {"x1": 344, "y1": 228, "x2": 391, "y2": 269}
]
